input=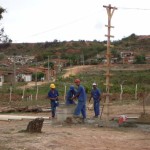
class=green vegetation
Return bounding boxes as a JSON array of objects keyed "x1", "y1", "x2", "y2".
[
  {"x1": 0, "y1": 69, "x2": 149, "y2": 107},
  {"x1": 134, "y1": 55, "x2": 146, "y2": 64},
  {"x1": 43, "y1": 62, "x2": 54, "y2": 69},
  {"x1": 0, "y1": 6, "x2": 12, "y2": 43},
  {"x1": 32, "y1": 72, "x2": 45, "y2": 81}
]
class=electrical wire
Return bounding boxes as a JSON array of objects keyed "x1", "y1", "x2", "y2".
[
  {"x1": 118, "y1": 7, "x2": 150, "y2": 10},
  {"x1": 29, "y1": 9, "x2": 102, "y2": 37},
  {"x1": 21, "y1": 6, "x2": 150, "y2": 42}
]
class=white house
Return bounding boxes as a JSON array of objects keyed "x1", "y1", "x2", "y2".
[
  {"x1": 23, "y1": 74, "x2": 32, "y2": 82},
  {"x1": 17, "y1": 73, "x2": 32, "y2": 82}
]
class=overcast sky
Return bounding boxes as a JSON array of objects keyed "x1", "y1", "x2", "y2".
[{"x1": 0, "y1": 0, "x2": 150, "y2": 43}]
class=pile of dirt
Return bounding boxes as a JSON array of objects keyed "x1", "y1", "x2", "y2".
[
  {"x1": 65, "y1": 116, "x2": 84, "y2": 124},
  {"x1": 137, "y1": 113, "x2": 150, "y2": 124}
]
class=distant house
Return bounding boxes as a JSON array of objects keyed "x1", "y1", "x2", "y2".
[
  {"x1": 8, "y1": 55, "x2": 35, "y2": 65},
  {"x1": 111, "y1": 57, "x2": 118, "y2": 64},
  {"x1": 4, "y1": 72, "x2": 14, "y2": 83},
  {"x1": 102, "y1": 58, "x2": 117, "y2": 64},
  {"x1": 17, "y1": 69, "x2": 32, "y2": 82},
  {"x1": 120, "y1": 51, "x2": 134, "y2": 64},
  {"x1": 17, "y1": 73, "x2": 32, "y2": 82}
]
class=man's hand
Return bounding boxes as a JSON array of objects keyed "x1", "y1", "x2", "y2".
[{"x1": 50, "y1": 97, "x2": 57, "y2": 100}]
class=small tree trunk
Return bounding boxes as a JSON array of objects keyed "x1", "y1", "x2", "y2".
[{"x1": 26, "y1": 118, "x2": 44, "y2": 133}]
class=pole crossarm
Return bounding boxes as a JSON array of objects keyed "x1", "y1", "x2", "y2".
[
  {"x1": 105, "y1": 34, "x2": 114, "y2": 38},
  {"x1": 105, "y1": 25, "x2": 114, "y2": 28},
  {"x1": 103, "y1": 4, "x2": 117, "y2": 19},
  {"x1": 104, "y1": 44, "x2": 114, "y2": 47}
]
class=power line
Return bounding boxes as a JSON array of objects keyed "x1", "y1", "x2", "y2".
[
  {"x1": 118, "y1": 7, "x2": 150, "y2": 10},
  {"x1": 28, "y1": 7, "x2": 150, "y2": 38},
  {"x1": 29, "y1": 9, "x2": 102, "y2": 37},
  {"x1": 15, "y1": 6, "x2": 150, "y2": 42}
]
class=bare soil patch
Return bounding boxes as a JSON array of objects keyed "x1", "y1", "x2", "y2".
[{"x1": 0, "y1": 103, "x2": 150, "y2": 150}]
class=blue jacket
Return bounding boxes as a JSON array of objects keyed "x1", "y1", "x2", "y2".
[
  {"x1": 76, "y1": 85, "x2": 86, "y2": 102},
  {"x1": 48, "y1": 89, "x2": 59, "y2": 100},
  {"x1": 91, "y1": 88, "x2": 101, "y2": 102},
  {"x1": 66, "y1": 89, "x2": 76, "y2": 101}
]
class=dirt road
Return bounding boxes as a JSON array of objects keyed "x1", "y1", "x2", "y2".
[
  {"x1": 63, "y1": 64, "x2": 150, "y2": 78},
  {"x1": 62, "y1": 65, "x2": 93, "y2": 78}
]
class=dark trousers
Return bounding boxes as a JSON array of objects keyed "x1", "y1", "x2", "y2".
[
  {"x1": 94, "y1": 100, "x2": 100, "y2": 116},
  {"x1": 74, "y1": 101, "x2": 86, "y2": 119},
  {"x1": 51, "y1": 101, "x2": 56, "y2": 118}
]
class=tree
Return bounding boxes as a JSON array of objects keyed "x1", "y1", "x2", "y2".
[
  {"x1": 0, "y1": 6, "x2": 12, "y2": 43},
  {"x1": 44, "y1": 62, "x2": 54, "y2": 69},
  {"x1": 32, "y1": 72, "x2": 44, "y2": 81},
  {"x1": 134, "y1": 55, "x2": 146, "y2": 64}
]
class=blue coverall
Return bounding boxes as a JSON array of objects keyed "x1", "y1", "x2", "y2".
[
  {"x1": 66, "y1": 86, "x2": 76, "y2": 105},
  {"x1": 48, "y1": 89, "x2": 59, "y2": 118},
  {"x1": 74, "y1": 85, "x2": 86, "y2": 119},
  {"x1": 91, "y1": 88, "x2": 101, "y2": 117}
]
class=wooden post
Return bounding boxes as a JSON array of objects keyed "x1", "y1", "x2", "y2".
[
  {"x1": 103, "y1": 4, "x2": 117, "y2": 125},
  {"x1": 31, "y1": 94, "x2": 33, "y2": 101},
  {"x1": 35, "y1": 59, "x2": 38, "y2": 88},
  {"x1": 142, "y1": 94, "x2": 146, "y2": 115},
  {"x1": 64, "y1": 85, "x2": 67, "y2": 102},
  {"x1": 135, "y1": 84, "x2": 138, "y2": 100},
  {"x1": 35, "y1": 85, "x2": 38, "y2": 101},
  {"x1": 22, "y1": 86, "x2": 25, "y2": 100},
  {"x1": 48, "y1": 56, "x2": 50, "y2": 81},
  {"x1": 120, "y1": 84, "x2": 123, "y2": 101},
  {"x1": 9, "y1": 86, "x2": 12, "y2": 103}
]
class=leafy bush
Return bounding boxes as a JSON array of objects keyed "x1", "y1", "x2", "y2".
[{"x1": 32, "y1": 72, "x2": 44, "y2": 81}]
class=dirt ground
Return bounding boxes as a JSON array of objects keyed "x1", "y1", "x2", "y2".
[
  {"x1": 63, "y1": 64, "x2": 150, "y2": 78},
  {"x1": 0, "y1": 103, "x2": 150, "y2": 150},
  {"x1": 0, "y1": 64, "x2": 150, "y2": 150}
]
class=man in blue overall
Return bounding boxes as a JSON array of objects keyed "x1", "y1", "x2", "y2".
[
  {"x1": 72, "y1": 79, "x2": 86, "y2": 119},
  {"x1": 66, "y1": 85, "x2": 76, "y2": 105},
  {"x1": 89, "y1": 83, "x2": 101, "y2": 118},
  {"x1": 48, "y1": 83, "x2": 59, "y2": 118}
]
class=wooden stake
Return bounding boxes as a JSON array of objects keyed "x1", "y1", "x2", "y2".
[
  {"x1": 22, "y1": 86, "x2": 25, "y2": 100},
  {"x1": 120, "y1": 84, "x2": 123, "y2": 101},
  {"x1": 135, "y1": 84, "x2": 138, "y2": 100},
  {"x1": 35, "y1": 85, "x2": 38, "y2": 101},
  {"x1": 9, "y1": 86, "x2": 12, "y2": 103},
  {"x1": 64, "y1": 85, "x2": 67, "y2": 102}
]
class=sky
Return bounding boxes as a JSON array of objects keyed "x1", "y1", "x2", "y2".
[{"x1": 0, "y1": 0, "x2": 150, "y2": 43}]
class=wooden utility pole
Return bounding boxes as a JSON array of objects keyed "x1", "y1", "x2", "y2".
[
  {"x1": 48, "y1": 56, "x2": 50, "y2": 81},
  {"x1": 13, "y1": 56, "x2": 16, "y2": 87},
  {"x1": 35, "y1": 59, "x2": 38, "y2": 88},
  {"x1": 103, "y1": 4, "x2": 117, "y2": 125}
]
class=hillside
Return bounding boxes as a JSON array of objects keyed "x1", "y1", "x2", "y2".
[
  {"x1": 113, "y1": 34, "x2": 150, "y2": 54},
  {"x1": 0, "y1": 34, "x2": 150, "y2": 64}
]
